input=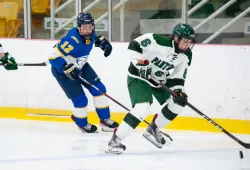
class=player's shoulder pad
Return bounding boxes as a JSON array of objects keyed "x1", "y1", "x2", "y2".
[
  {"x1": 66, "y1": 28, "x2": 79, "y2": 39},
  {"x1": 142, "y1": 32, "x2": 154, "y2": 37},
  {"x1": 184, "y1": 48, "x2": 192, "y2": 66},
  {"x1": 134, "y1": 33, "x2": 153, "y2": 41},
  {"x1": 60, "y1": 28, "x2": 79, "y2": 44},
  {"x1": 152, "y1": 34, "x2": 172, "y2": 47},
  {"x1": 59, "y1": 36, "x2": 75, "y2": 46},
  {"x1": 128, "y1": 40, "x2": 142, "y2": 54},
  {"x1": 70, "y1": 36, "x2": 80, "y2": 44}
]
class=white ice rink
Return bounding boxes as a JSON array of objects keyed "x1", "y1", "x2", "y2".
[{"x1": 0, "y1": 119, "x2": 249, "y2": 170}]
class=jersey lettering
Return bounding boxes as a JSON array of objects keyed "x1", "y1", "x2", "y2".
[{"x1": 60, "y1": 41, "x2": 74, "y2": 54}]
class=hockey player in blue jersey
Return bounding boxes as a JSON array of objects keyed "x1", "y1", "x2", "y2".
[{"x1": 48, "y1": 12, "x2": 119, "y2": 133}]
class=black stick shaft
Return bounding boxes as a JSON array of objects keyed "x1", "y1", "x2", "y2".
[
  {"x1": 78, "y1": 75, "x2": 172, "y2": 139},
  {"x1": 155, "y1": 79, "x2": 250, "y2": 149},
  {"x1": 0, "y1": 62, "x2": 47, "y2": 66}
]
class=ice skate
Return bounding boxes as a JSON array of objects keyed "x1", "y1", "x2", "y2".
[
  {"x1": 100, "y1": 119, "x2": 119, "y2": 132},
  {"x1": 80, "y1": 123, "x2": 98, "y2": 133},
  {"x1": 143, "y1": 120, "x2": 172, "y2": 148},
  {"x1": 105, "y1": 129, "x2": 126, "y2": 154},
  {"x1": 71, "y1": 115, "x2": 98, "y2": 133}
]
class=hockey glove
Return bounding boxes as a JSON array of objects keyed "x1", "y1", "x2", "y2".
[
  {"x1": 95, "y1": 35, "x2": 112, "y2": 57},
  {"x1": 62, "y1": 63, "x2": 79, "y2": 80},
  {"x1": 173, "y1": 89, "x2": 188, "y2": 107},
  {"x1": 138, "y1": 65, "x2": 152, "y2": 80},
  {"x1": 0, "y1": 52, "x2": 18, "y2": 70}
]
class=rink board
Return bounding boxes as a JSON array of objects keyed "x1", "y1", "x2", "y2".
[
  {"x1": 1, "y1": 107, "x2": 250, "y2": 135},
  {"x1": 0, "y1": 40, "x2": 250, "y2": 135}
]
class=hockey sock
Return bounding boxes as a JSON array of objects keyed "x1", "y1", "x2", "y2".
[
  {"x1": 155, "y1": 105, "x2": 177, "y2": 128},
  {"x1": 116, "y1": 113, "x2": 141, "y2": 140},
  {"x1": 116, "y1": 102, "x2": 150, "y2": 140},
  {"x1": 93, "y1": 94, "x2": 110, "y2": 120},
  {"x1": 72, "y1": 115, "x2": 88, "y2": 127}
]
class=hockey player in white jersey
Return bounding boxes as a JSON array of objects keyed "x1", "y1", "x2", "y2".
[{"x1": 106, "y1": 23, "x2": 196, "y2": 154}]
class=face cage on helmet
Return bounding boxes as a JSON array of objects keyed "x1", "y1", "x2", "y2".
[
  {"x1": 189, "y1": 38, "x2": 196, "y2": 50},
  {"x1": 189, "y1": 43, "x2": 195, "y2": 51},
  {"x1": 78, "y1": 22, "x2": 95, "y2": 39},
  {"x1": 174, "y1": 36, "x2": 196, "y2": 52}
]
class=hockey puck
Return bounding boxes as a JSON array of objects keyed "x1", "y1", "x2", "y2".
[{"x1": 239, "y1": 151, "x2": 243, "y2": 159}]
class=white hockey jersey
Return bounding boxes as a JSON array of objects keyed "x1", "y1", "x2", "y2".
[{"x1": 127, "y1": 33, "x2": 192, "y2": 90}]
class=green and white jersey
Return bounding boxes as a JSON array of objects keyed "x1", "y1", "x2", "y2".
[{"x1": 127, "y1": 33, "x2": 192, "y2": 90}]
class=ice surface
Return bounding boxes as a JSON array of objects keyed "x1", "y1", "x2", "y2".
[{"x1": 0, "y1": 119, "x2": 249, "y2": 170}]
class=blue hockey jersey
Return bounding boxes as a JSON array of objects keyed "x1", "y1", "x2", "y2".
[{"x1": 49, "y1": 27, "x2": 96, "y2": 73}]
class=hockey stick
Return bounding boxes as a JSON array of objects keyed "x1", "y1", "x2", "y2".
[
  {"x1": 0, "y1": 62, "x2": 47, "y2": 66},
  {"x1": 150, "y1": 77, "x2": 250, "y2": 149},
  {"x1": 78, "y1": 75, "x2": 173, "y2": 140}
]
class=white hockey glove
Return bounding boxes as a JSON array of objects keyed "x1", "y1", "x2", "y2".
[{"x1": 138, "y1": 65, "x2": 152, "y2": 80}]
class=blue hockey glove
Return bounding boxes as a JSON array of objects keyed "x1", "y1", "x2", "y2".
[
  {"x1": 95, "y1": 35, "x2": 112, "y2": 57},
  {"x1": 62, "y1": 63, "x2": 79, "y2": 80}
]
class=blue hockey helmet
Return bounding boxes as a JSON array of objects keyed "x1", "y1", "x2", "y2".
[{"x1": 76, "y1": 12, "x2": 95, "y2": 39}]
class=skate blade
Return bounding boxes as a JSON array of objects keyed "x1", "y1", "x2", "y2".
[
  {"x1": 143, "y1": 132, "x2": 163, "y2": 148},
  {"x1": 105, "y1": 147, "x2": 124, "y2": 155},
  {"x1": 101, "y1": 125, "x2": 115, "y2": 132},
  {"x1": 79, "y1": 128, "x2": 99, "y2": 133}
]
